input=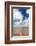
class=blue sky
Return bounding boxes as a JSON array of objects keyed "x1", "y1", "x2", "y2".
[{"x1": 19, "y1": 8, "x2": 29, "y2": 20}]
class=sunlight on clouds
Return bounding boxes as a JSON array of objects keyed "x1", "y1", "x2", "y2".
[
  {"x1": 26, "y1": 9, "x2": 31, "y2": 24},
  {"x1": 13, "y1": 9, "x2": 23, "y2": 25},
  {"x1": 13, "y1": 8, "x2": 31, "y2": 25},
  {"x1": 26, "y1": 9, "x2": 31, "y2": 15},
  {"x1": 24, "y1": 9, "x2": 31, "y2": 24}
]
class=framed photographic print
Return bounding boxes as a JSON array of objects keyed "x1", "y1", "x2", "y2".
[{"x1": 5, "y1": 1, "x2": 35, "y2": 44}]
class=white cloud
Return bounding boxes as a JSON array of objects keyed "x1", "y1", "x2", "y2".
[
  {"x1": 13, "y1": 8, "x2": 31, "y2": 25},
  {"x1": 24, "y1": 9, "x2": 31, "y2": 24},
  {"x1": 13, "y1": 9, "x2": 23, "y2": 25},
  {"x1": 26, "y1": 9, "x2": 31, "y2": 16}
]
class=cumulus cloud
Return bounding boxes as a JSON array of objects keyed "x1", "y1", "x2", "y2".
[
  {"x1": 13, "y1": 8, "x2": 31, "y2": 25},
  {"x1": 13, "y1": 9, "x2": 23, "y2": 25}
]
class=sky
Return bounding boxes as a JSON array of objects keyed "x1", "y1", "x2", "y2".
[
  {"x1": 19, "y1": 8, "x2": 29, "y2": 20},
  {"x1": 13, "y1": 8, "x2": 31, "y2": 25}
]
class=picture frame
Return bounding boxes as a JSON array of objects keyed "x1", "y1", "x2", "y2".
[{"x1": 5, "y1": 1, "x2": 35, "y2": 44}]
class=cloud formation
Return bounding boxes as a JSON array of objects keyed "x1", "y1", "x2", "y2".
[{"x1": 13, "y1": 8, "x2": 31, "y2": 25}]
